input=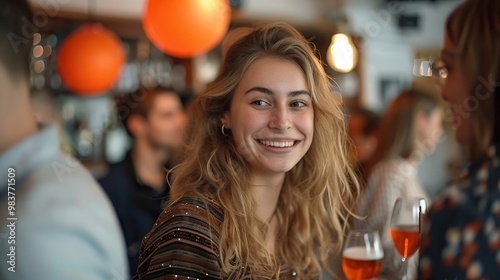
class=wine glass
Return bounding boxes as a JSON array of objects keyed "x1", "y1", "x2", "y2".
[
  {"x1": 389, "y1": 197, "x2": 426, "y2": 280},
  {"x1": 342, "y1": 230, "x2": 384, "y2": 280}
]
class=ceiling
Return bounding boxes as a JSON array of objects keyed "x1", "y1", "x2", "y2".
[
  {"x1": 28, "y1": 0, "x2": 346, "y2": 24},
  {"x1": 28, "y1": 0, "x2": 348, "y2": 39},
  {"x1": 27, "y1": 0, "x2": 460, "y2": 49}
]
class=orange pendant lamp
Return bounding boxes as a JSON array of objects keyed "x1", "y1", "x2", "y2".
[
  {"x1": 57, "y1": 23, "x2": 126, "y2": 96},
  {"x1": 143, "y1": 0, "x2": 231, "y2": 58}
]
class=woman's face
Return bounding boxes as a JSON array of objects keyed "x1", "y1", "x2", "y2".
[
  {"x1": 440, "y1": 33, "x2": 473, "y2": 145},
  {"x1": 222, "y1": 56, "x2": 314, "y2": 176},
  {"x1": 417, "y1": 107, "x2": 443, "y2": 153}
]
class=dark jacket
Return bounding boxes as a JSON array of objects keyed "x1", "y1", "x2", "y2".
[{"x1": 98, "y1": 151, "x2": 169, "y2": 277}]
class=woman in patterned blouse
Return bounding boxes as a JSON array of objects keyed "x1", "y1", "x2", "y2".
[
  {"x1": 418, "y1": 0, "x2": 500, "y2": 279},
  {"x1": 138, "y1": 22, "x2": 361, "y2": 279}
]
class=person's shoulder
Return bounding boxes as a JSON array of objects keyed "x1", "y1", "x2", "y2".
[
  {"x1": 16, "y1": 151, "x2": 123, "y2": 243},
  {"x1": 378, "y1": 158, "x2": 409, "y2": 171},
  {"x1": 22, "y1": 152, "x2": 103, "y2": 199},
  {"x1": 19, "y1": 150, "x2": 121, "y2": 227},
  {"x1": 97, "y1": 158, "x2": 133, "y2": 188},
  {"x1": 159, "y1": 195, "x2": 223, "y2": 227},
  {"x1": 138, "y1": 194, "x2": 224, "y2": 278},
  {"x1": 10, "y1": 152, "x2": 128, "y2": 279},
  {"x1": 171, "y1": 196, "x2": 222, "y2": 213},
  {"x1": 370, "y1": 158, "x2": 415, "y2": 180},
  {"x1": 427, "y1": 181, "x2": 480, "y2": 220},
  {"x1": 367, "y1": 159, "x2": 399, "y2": 182},
  {"x1": 143, "y1": 194, "x2": 224, "y2": 247}
]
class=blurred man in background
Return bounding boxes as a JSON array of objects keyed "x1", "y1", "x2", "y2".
[
  {"x1": 98, "y1": 87, "x2": 187, "y2": 276},
  {"x1": 0, "y1": 1, "x2": 128, "y2": 279}
]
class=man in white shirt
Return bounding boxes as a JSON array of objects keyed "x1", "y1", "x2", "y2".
[{"x1": 0, "y1": 1, "x2": 128, "y2": 279}]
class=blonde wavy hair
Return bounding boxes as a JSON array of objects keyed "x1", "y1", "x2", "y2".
[
  {"x1": 446, "y1": 0, "x2": 500, "y2": 160},
  {"x1": 170, "y1": 22, "x2": 360, "y2": 279}
]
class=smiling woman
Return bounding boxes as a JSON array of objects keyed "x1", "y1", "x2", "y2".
[
  {"x1": 221, "y1": 56, "x2": 314, "y2": 176},
  {"x1": 137, "y1": 22, "x2": 361, "y2": 279}
]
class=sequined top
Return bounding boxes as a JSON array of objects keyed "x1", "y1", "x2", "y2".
[
  {"x1": 137, "y1": 197, "x2": 298, "y2": 279},
  {"x1": 419, "y1": 144, "x2": 500, "y2": 279}
]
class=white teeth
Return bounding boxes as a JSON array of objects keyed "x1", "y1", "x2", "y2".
[{"x1": 259, "y1": 140, "x2": 295, "y2": 147}]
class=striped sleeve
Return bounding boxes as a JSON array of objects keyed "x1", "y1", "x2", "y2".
[{"x1": 137, "y1": 197, "x2": 224, "y2": 280}]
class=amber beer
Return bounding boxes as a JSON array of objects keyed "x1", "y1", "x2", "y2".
[
  {"x1": 342, "y1": 246, "x2": 383, "y2": 280},
  {"x1": 389, "y1": 225, "x2": 420, "y2": 258}
]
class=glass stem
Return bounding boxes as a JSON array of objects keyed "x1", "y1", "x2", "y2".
[{"x1": 401, "y1": 257, "x2": 408, "y2": 280}]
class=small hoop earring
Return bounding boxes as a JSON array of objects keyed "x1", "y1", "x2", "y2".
[{"x1": 221, "y1": 124, "x2": 228, "y2": 136}]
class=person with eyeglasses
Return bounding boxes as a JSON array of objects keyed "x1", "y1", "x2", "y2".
[{"x1": 418, "y1": 0, "x2": 500, "y2": 279}]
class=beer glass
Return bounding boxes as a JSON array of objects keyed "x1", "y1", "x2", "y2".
[{"x1": 342, "y1": 230, "x2": 384, "y2": 280}]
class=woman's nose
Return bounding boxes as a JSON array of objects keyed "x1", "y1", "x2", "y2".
[{"x1": 269, "y1": 106, "x2": 291, "y2": 131}]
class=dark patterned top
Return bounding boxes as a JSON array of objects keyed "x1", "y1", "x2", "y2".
[
  {"x1": 137, "y1": 197, "x2": 298, "y2": 279},
  {"x1": 419, "y1": 144, "x2": 500, "y2": 279}
]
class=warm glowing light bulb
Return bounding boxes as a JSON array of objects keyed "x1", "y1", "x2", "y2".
[{"x1": 327, "y1": 33, "x2": 358, "y2": 73}]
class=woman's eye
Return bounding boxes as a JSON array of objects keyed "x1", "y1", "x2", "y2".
[
  {"x1": 251, "y1": 100, "x2": 269, "y2": 106},
  {"x1": 290, "y1": 100, "x2": 307, "y2": 107}
]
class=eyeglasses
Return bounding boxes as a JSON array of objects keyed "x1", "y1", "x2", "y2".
[{"x1": 430, "y1": 59, "x2": 448, "y2": 88}]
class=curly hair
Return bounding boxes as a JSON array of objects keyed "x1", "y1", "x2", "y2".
[{"x1": 170, "y1": 22, "x2": 360, "y2": 279}]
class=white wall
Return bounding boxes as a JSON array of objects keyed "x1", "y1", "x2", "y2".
[{"x1": 345, "y1": 0, "x2": 461, "y2": 112}]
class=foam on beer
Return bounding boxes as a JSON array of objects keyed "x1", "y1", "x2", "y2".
[{"x1": 343, "y1": 246, "x2": 384, "y2": 260}]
